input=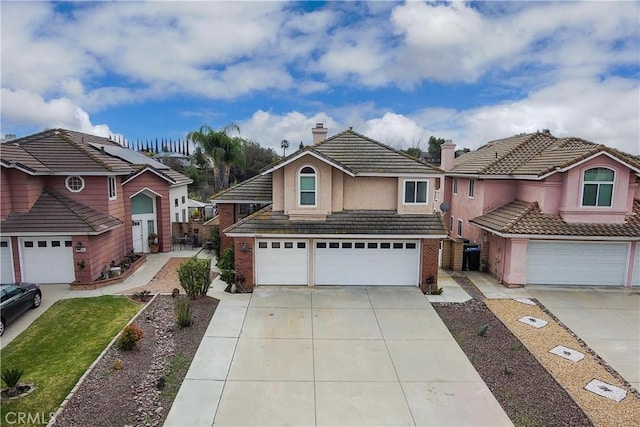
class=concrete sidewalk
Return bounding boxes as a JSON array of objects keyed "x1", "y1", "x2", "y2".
[{"x1": 164, "y1": 281, "x2": 512, "y2": 427}]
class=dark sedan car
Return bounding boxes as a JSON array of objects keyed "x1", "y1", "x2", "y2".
[{"x1": 0, "y1": 282, "x2": 42, "y2": 336}]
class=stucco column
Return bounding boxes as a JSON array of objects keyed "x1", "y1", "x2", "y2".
[{"x1": 503, "y1": 238, "x2": 528, "y2": 286}]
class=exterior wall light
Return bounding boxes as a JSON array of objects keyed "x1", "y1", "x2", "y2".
[
  {"x1": 240, "y1": 242, "x2": 251, "y2": 253},
  {"x1": 75, "y1": 242, "x2": 87, "y2": 252}
]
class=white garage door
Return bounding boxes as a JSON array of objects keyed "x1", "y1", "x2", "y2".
[
  {"x1": 526, "y1": 241, "x2": 628, "y2": 286},
  {"x1": 21, "y1": 237, "x2": 75, "y2": 284},
  {"x1": 1, "y1": 239, "x2": 15, "y2": 283},
  {"x1": 256, "y1": 240, "x2": 308, "y2": 285},
  {"x1": 632, "y1": 243, "x2": 640, "y2": 287},
  {"x1": 315, "y1": 240, "x2": 420, "y2": 286}
]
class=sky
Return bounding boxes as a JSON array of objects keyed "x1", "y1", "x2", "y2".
[{"x1": 1, "y1": 1, "x2": 639, "y2": 155}]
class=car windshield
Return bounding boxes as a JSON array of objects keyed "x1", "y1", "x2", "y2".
[{"x1": 0, "y1": 285, "x2": 21, "y2": 302}]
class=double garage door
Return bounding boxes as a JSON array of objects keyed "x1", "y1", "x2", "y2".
[
  {"x1": 256, "y1": 239, "x2": 420, "y2": 286},
  {"x1": 19, "y1": 237, "x2": 75, "y2": 284},
  {"x1": 526, "y1": 241, "x2": 628, "y2": 286}
]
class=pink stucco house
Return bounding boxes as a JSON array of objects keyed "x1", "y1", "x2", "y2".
[
  {"x1": 0, "y1": 129, "x2": 191, "y2": 284},
  {"x1": 440, "y1": 131, "x2": 640, "y2": 287},
  {"x1": 213, "y1": 125, "x2": 447, "y2": 292}
]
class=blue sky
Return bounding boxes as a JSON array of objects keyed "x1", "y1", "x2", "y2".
[{"x1": 2, "y1": 1, "x2": 639, "y2": 155}]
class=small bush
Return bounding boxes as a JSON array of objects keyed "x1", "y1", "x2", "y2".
[
  {"x1": 503, "y1": 363, "x2": 514, "y2": 375},
  {"x1": 216, "y1": 246, "x2": 234, "y2": 271},
  {"x1": 133, "y1": 290, "x2": 152, "y2": 302},
  {"x1": 113, "y1": 359, "x2": 124, "y2": 370},
  {"x1": 175, "y1": 296, "x2": 193, "y2": 328},
  {"x1": 1, "y1": 368, "x2": 24, "y2": 388},
  {"x1": 177, "y1": 256, "x2": 212, "y2": 299},
  {"x1": 210, "y1": 225, "x2": 221, "y2": 258},
  {"x1": 117, "y1": 324, "x2": 144, "y2": 351},
  {"x1": 477, "y1": 324, "x2": 489, "y2": 336}
]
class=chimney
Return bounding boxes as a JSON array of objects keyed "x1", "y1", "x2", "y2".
[
  {"x1": 440, "y1": 140, "x2": 456, "y2": 172},
  {"x1": 312, "y1": 123, "x2": 328, "y2": 144}
]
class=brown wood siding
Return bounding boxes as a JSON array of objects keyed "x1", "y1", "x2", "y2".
[
  {"x1": 47, "y1": 175, "x2": 110, "y2": 213},
  {"x1": 82, "y1": 228, "x2": 127, "y2": 282},
  {"x1": 1, "y1": 168, "x2": 12, "y2": 218},
  {"x1": 5, "y1": 170, "x2": 45, "y2": 213}
]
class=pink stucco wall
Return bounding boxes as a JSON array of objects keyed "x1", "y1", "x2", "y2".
[{"x1": 448, "y1": 177, "x2": 484, "y2": 243}]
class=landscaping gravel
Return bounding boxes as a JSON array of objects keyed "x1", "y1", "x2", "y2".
[{"x1": 54, "y1": 295, "x2": 217, "y2": 427}]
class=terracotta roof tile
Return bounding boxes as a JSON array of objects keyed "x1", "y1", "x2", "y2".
[
  {"x1": 470, "y1": 200, "x2": 640, "y2": 238},
  {"x1": 225, "y1": 206, "x2": 447, "y2": 236},
  {"x1": 211, "y1": 174, "x2": 273, "y2": 202},
  {"x1": 0, "y1": 189, "x2": 123, "y2": 234}
]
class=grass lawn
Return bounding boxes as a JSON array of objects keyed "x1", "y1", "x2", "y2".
[{"x1": 0, "y1": 296, "x2": 141, "y2": 426}]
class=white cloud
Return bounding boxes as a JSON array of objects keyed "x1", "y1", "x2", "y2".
[{"x1": 1, "y1": 88, "x2": 112, "y2": 137}]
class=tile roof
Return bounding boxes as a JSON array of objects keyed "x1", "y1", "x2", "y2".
[
  {"x1": 0, "y1": 189, "x2": 123, "y2": 234},
  {"x1": 312, "y1": 129, "x2": 443, "y2": 175},
  {"x1": 470, "y1": 200, "x2": 640, "y2": 238},
  {"x1": 450, "y1": 132, "x2": 640, "y2": 177},
  {"x1": 211, "y1": 173, "x2": 273, "y2": 202},
  {"x1": 225, "y1": 206, "x2": 447, "y2": 236},
  {"x1": 1, "y1": 129, "x2": 191, "y2": 185}
]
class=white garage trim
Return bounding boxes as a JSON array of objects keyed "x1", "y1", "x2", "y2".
[
  {"x1": 256, "y1": 239, "x2": 309, "y2": 285},
  {"x1": 314, "y1": 240, "x2": 420, "y2": 286},
  {"x1": 20, "y1": 237, "x2": 75, "y2": 284},
  {"x1": 632, "y1": 243, "x2": 640, "y2": 287},
  {"x1": 526, "y1": 241, "x2": 628, "y2": 286},
  {"x1": 1, "y1": 239, "x2": 15, "y2": 283}
]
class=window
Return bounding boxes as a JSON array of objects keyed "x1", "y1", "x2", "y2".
[
  {"x1": 284, "y1": 242, "x2": 294, "y2": 248},
  {"x1": 453, "y1": 178, "x2": 458, "y2": 195},
  {"x1": 342, "y1": 242, "x2": 352, "y2": 249},
  {"x1": 367, "y1": 242, "x2": 378, "y2": 249},
  {"x1": 297, "y1": 242, "x2": 306, "y2": 249},
  {"x1": 406, "y1": 243, "x2": 417, "y2": 249},
  {"x1": 182, "y1": 196, "x2": 186, "y2": 204},
  {"x1": 51, "y1": 241, "x2": 61, "y2": 247},
  {"x1": 404, "y1": 180, "x2": 428, "y2": 204},
  {"x1": 65, "y1": 176, "x2": 85, "y2": 192},
  {"x1": 0, "y1": 241, "x2": 7, "y2": 248},
  {"x1": 108, "y1": 176, "x2": 117, "y2": 200},
  {"x1": 393, "y1": 243, "x2": 403, "y2": 249},
  {"x1": 175, "y1": 198, "x2": 179, "y2": 207},
  {"x1": 468, "y1": 179, "x2": 475, "y2": 198},
  {"x1": 65, "y1": 241, "x2": 72, "y2": 247},
  {"x1": 380, "y1": 242, "x2": 391, "y2": 249},
  {"x1": 24, "y1": 241, "x2": 34, "y2": 248},
  {"x1": 271, "y1": 242, "x2": 281, "y2": 249},
  {"x1": 582, "y1": 168, "x2": 614, "y2": 207},
  {"x1": 355, "y1": 242, "x2": 365, "y2": 249},
  {"x1": 175, "y1": 213, "x2": 179, "y2": 222},
  {"x1": 259, "y1": 242, "x2": 268, "y2": 249},
  {"x1": 38, "y1": 241, "x2": 47, "y2": 248},
  {"x1": 457, "y1": 219, "x2": 463, "y2": 237},
  {"x1": 316, "y1": 242, "x2": 327, "y2": 248},
  {"x1": 449, "y1": 216, "x2": 454, "y2": 233},
  {"x1": 329, "y1": 242, "x2": 339, "y2": 249},
  {"x1": 299, "y1": 166, "x2": 316, "y2": 206}
]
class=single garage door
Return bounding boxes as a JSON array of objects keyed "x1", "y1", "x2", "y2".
[
  {"x1": 21, "y1": 237, "x2": 75, "y2": 284},
  {"x1": 1, "y1": 239, "x2": 14, "y2": 283},
  {"x1": 314, "y1": 240, "x2": 420, "y2": 286},
  {"x1": 526, "y1": 241, "x2": 628, "y2": 286},
  {"x1": 256, "y1": 240, "x2": 308, "y2": 285},
  {"x1": 632, "y1": 243, "x2": 640, "y2": 287}
]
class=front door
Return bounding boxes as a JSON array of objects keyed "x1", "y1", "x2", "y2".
[{"x1": 132, "y1": 220, "x2": 143, "y2": 253}]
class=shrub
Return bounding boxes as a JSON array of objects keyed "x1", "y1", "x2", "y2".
[
  {"x1": 175, "y1": 296, "x2": 193, "y2": 328},
  {"x1": 1, "y1": 368, "x2": 24, "y2": 388},
  {"x1": 117, "y1": 324, "x2": 144, "y2": 351},
  {"x1": 177, "y1": 256, "x2": 212, "y2": 299},
  {"x1": 113, "y1": 359, "x2": 124, "y2": 370},
  {"x1": 133, "y1": 290, "x2": 152, "y2": 302},
  {"x1": 477, "y1": 324, "x2": 489, "y2": 336},
  {"x1": 210, "y1": 225, "x2": 221, "y2": 258},
  {"x1": 216, "y1": 246, "x2": 234, "y2": 271}
]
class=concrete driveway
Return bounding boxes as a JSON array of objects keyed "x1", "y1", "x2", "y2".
[
  {"x1": 526, "y1": 285, "x2": 640, "y2": 390},
  {"x1": 165, "y1": 285, "x2": 512, "y2": 426}
]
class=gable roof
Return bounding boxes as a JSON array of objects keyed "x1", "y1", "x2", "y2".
[
  {"x1": 0, "y1": 129, "x2": 192, "y2": 185},
  {"x1": 470, "y1": 199, "x2": 640, "y2": 239},
  {"x1": 263, "y1": 128, "x2": 443, "y2": 176},
  {"x1": 0, "y1": 189, "x2": 123, "y2": 235},
  {"x1": 224, "y1": 205, "x2": 448, "y2": 237},
  {"x1": 211, "y1": 173, "x2": 273, "y2": 203},
  {"x1": 449, "y1": 132, "x2": 640, "y2": 177}
]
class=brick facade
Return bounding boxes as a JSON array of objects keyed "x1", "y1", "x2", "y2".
[
  {"x1": 419, "y1": 238, "x2": 440, "y2": 293},
  {"x1": 234, "y1": 236, "x2": 255, "y2": 292},
  {"x1": 218, "y1": 203, "x2": 235, "y2": 253}
]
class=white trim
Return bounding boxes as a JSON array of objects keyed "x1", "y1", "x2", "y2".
[
  {"x1": 1, "y1": 238, "x2": 15, "y2": 283},
  {"x1": 108, "y1": 176, "x2": 117, "y2": 200},
  {"x1": 298, "y1": 164, "x2": 318, "y2": 208},
  {"x1": 65, "y1": 175, "x2": 85, "y2": 192},
  {"x1": 470, "y1": 223, "x2": 638, "y2": 241},
  {"x1": 452, "y1": 177, "x2": 458, "y2": 195},
  {"x1": 122, "y1": 167, "x2": 176, "y2": 185},
  {"x1": 457, "y1": 218, "x2": 463, "y2": 237},
  {"x1": 129, "y1": 187, "x2": 163, "y2": 199},
  {"x1": 226, "y1": 232, "x2": 448, "y2": 239},
  {"x1": 213, "y1": 199, "x2": 272, "y2": 204},
  {"x1": 468, "y1": 179, "x2": 475, "y2": 198},
  {"x1": 0, "y1": 228, "x2": 120, "y2": 238},
  {"x1": 261, "y1": 150, "x2": 356, "y2": 177},
  {"x1": 357, "y1": 172, "x2": 443, "y2": 177}
]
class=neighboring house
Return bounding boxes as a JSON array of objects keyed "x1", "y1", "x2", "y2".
[
  {"x1": 440, "y1": 131, "x2": 640, "y2": 287},
  {"x1": 0, "y1": 129, "x2": 191, "y2": 284},
  {"x1": 212, "y1": 125, "x2": 447, "y2": 292}
]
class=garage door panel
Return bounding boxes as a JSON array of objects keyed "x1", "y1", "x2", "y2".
[
  {"x1": 314, "y1": 241, "x2": 419, "y2": 286},
  {"x1": 527, "y1": 242, "x2": 627, "y2": 286},
  {"x1": 21, "y1": 237, "x2": 75, "y2": 284},
  {"x1": 1, "y1": 239, "x2": 14, "y2": 283},
  {"x1": 632, "y1": 243, "x2": 640, "y2": 287},
  {"x1": 256, "y1": 240, "x2": 308, "y2": 285}
]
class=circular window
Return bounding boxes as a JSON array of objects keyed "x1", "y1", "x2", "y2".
[{"x1": 65, "y1": 176, "x2": 85, "y2": 192}]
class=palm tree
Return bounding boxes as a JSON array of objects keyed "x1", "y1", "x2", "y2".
[
  {"x1": 187, "y1": 123, "x2": 242, "y2": 191},
  {"x1": 215, "y1": 136, "x2": 245, "y2": 189},
  {"x1": 281, "y1": 139, "x2": 290, "y2": 157}
]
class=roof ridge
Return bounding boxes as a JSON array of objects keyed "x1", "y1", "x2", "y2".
[
  {"x1": 57, "y1": 129, "x2": 114, "y2": 172},
  {"x1": 503, "y1": 200, "x2": 538, "y2": 232},
  {"x1": 480, "y1": 133, "x2": 555, "y2": 174}
]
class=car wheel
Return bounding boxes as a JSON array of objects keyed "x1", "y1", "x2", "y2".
[
  {"x1": 32, "y1": 292, "x2": 42, "y2": 308},
  {"x1": 0, "y1": 319, "x2": 4, "y2": 337}
]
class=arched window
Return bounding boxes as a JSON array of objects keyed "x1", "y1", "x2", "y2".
[
  {"x1": 299, "y1": 166, "x2": 316, "y2": 206},
  {"x1": 582, "y1": 167, "x2": 614, "y2": 207}
]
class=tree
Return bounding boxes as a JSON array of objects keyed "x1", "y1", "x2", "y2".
[
  {"x1": 187, "y1": 123, "x2": 242, "y2": 191},
  {"x1": 299, "y1": 141, "x2": 304, "y2": 150},
  {"x1": 428, "y1": 136, "x2": 446, "y2": 161},
  {"x1": 281, "y1": 139, "x2": 290, "y2": 157},
  {"x1": 404, "y1": 147, "x2": 422, "y2": 158},
  {"x1": 231, "y1": 141, "x2": 279, "y2": 183}
]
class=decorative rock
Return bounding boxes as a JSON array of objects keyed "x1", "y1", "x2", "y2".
[
  {"x1": 549, "y1": 345, "x2": 585, "y2": 362},
  {"x1": 514, "y1": 298, "x2": 536, "y2": 306},
  {"x1": 585, "y1": 379, "x2": 627, "y2": 402},
  {"x1": 518, "y1": 316, "x2": 548, "y2": 328}
]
